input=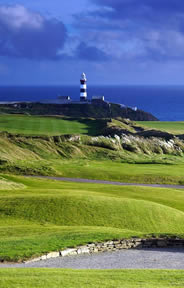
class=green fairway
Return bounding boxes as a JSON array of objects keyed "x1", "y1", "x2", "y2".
[
  {"x1": 53, "y1": 158, "x2": 184, "y2": 185},
  {"x1": 1, "y1": 269, "x2": 184, "y2": 288},
  {"x1": 1, "y1": 175, "x2": 184, "y2": 262},
  {"x1": 138, "y1": 121, "x2": 184, "y2": 134},
  {"x1": 0, "y1": 115, "x2": 103, "y2": 136}
]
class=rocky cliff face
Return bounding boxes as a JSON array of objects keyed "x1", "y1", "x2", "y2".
[
  {"x1": 111, "y1": 105, "x2": 158, "y2": 121},
  {"x1": 0, "y1": 102, "x2": 158, "y2": 121}
]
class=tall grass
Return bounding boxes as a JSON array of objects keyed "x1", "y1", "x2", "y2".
[{"x1": 82, "y1": 134, "x2": 184, "y2": 156}]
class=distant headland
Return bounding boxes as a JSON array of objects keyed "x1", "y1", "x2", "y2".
[{"x1": 0, "y1": 73, "x2": 158, "y2": 121}]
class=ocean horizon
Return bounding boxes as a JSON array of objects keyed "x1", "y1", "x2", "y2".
[{"x1": 0, "y1": 85, "x2": 184, "y2": 121}]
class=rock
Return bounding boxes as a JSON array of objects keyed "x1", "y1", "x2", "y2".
[
  {"x1": 60, "y1": 249, "x2": 77, "y2": 257},
  {"x1": 115, "y1": 244, "x2": 122, "y2": 248},
  {"x1": 96, "y1": 244, "x2": 103, "y2": 249},
  {"x1": 133, "y1": 239, "x2": 142, "y2": 243},
  {"x1": 77, "y1": 247, "x2": 90, "y2": 254},
  {"x1": 113, "y1": 240, "x2": 121, "y2": 245},
  {"x1": 157, "y1": 240, "x2": 167, "y2": 248},
  {"x1": 106, "y1": 241, "x2": 114, "y2": 245},
  {"x1": 107, "y1": 245, "x2": 114, "y2": 248},
  {"x1": 41, "y1": 255, "x2": 47, "y2": 260},
  {"x1": 134, "y1": 242, "x2": 142, "y2": 248},
  {"x1": 120, "y1": 244, "x2": 129, "y2": 249},
  {"x1": 25, "y1": 257, "x2": 41, "y2": 264},
  {"x1": 142, "y1": 241, "x2": 153, "y2": 248},
  {"x1": 87, "y1": 244, "x2": 95, "y2": 248},
  {"x1": 46, "y1": 252, "x2": 60, "y2": 259}
]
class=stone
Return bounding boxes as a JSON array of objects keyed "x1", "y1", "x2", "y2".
[
  {"x1": 46, "y1": 252, "x2": 60, "y2": 259},
  {"x1": 106, "y1": 241, "x2": 114, "y2": 245},
  {"x1": 113, "y1": 241, "x2": 121, "y2": 245},
  {"x1": 41, "y1": 255, "x2": 47, "y2": 260},
  {"x1": 115, "y1": 244, "x2": 122, "y2": 248},
  {"x1": 77, "y1": 247, "x2": 90, "y2": 254},
  {"x1": 142, "y1": 241, "x2": 153, "y2": 248},
  {"x1": 120, "y1": 244, "x2": 129, "y2": 249},
  {"x1": 107, "y1": 245, "x2": 114, "y2": 248},
  {"x1": 157, "y1": 240, "x2": 167, "y2": 248},
  {"x1": 101, "y1": 248, "x2": 108, "y2": 252},
  {"x1": 87, "y1": 244, "x2": 95, "y2": 248},
  {"x1": 133, "y1": 239, "x2": 142, "y2": 243},
  {"x1": 134, "y1": 243, "x2": 142, "y2": 248},
  {"x1": 25, "y1": 257, "x2": 41, "y2": 264},
  {"x1": 96, "y1": 244, "x2": 103, "y2": 248},
  {"x1": 60, "y1": 249, "x2": 77, "y2": 257}
]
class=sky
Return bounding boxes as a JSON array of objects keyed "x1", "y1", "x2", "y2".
[{"x1": 1, "y1": 0, "x2": 184, "y2": 85}]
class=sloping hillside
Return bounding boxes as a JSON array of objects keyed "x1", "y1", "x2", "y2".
[
  {"x1": 0, "y1": 131, "x2": 184, "y2": 184},
  {"x1": 1, "y1": 175, "x2": 184, "y2": 261}
]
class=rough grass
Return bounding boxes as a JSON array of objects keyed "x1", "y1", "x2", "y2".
[
  {"x1": 1, "y1": 131, "x2": 184, "y2": 184},
  {"x1": 54, "y1": 159, "x2": 184, "y2": 185},
  {"x1": 0, "y1": 115, "x2": 105, "y2": 136},
  {"x1": 1, "y1": 175, "x2": 184, "y2": 262},
  {"x1": 0, "y1": 176, "x2": 25, "y2": 190},
  {"x1": 138, "y1": 121, "x2": 184, "y2": 135},
  {"x1": 106, "y1": 118, "x2": 136, "y2": 133},
  {"x1": 1, "y1": 269, "x2": 184, "y2": 288}
]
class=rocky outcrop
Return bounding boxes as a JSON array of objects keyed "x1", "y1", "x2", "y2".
[
  {"x1": 116, "y1": 107, "x2": 158, "y2": 121},
  {"x1": 0, "y1": 102, "x2": 158, "y2": 121}
]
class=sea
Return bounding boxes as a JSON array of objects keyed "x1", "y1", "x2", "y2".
[{"x1": 0, "y1": 85, "x2": 184, "y2": 121}]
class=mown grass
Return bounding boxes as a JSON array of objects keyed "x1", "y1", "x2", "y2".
[
  {"x1": 53, "y1": 158, "x2": 184, "y2": 185},
  {"x1": 0, "y1": 115, "x2": 104, "y2": 136},
  {"x1": 138, "y1": 121, "x2": 184, "y2": 134},
  {"x1": 1, "y1": 269, "x2": 184, "y2": 288},
  {"x1": 1, "y1": 175, "x2": 184, "y2": 262}
]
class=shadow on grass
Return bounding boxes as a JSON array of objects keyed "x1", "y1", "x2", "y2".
[{"x1": 61, "y1": 117, "x2": 108, "y2": 136}]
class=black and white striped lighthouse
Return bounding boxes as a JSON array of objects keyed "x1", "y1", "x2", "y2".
[{"x1": 80, "y1": 72, "x2": 87, "y2": 101}]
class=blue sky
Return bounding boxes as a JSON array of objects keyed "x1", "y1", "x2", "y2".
[{"x1": 1, "y1": 0, "x2": 184, "y2": 85}]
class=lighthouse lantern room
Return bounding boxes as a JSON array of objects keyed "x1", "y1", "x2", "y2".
[{"x1": 80, "y1": 72, "x2": 87, "y2": 101}]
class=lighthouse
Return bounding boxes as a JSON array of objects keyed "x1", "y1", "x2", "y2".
[{"x1": 80, "y1": 72, "x2": 87, "y2": 102}]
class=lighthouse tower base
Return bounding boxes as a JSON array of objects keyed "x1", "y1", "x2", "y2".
[{"x1": 80, "y1": 96, "x2": 87, "y2": 102}]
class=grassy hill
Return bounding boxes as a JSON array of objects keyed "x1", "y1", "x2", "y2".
[
  {"x1": 2, "y1": 114, "x2": 184, "y2": 139},
  {"x1": 138, "y1": 121, "x2": 184, "y2": 135},
  {"x1": 1, "y1": 116, "x2": 184, "y2": 287},
  {"x1": 0, "y1": 129, "x2": 184, "y2": 184},
  {"x1": 1, "y1": 175, "x2": 184, "y2": 262},
  {"x1": 0, "y1": 128, "x2": 184, "y2": 184},
  {"x1": 0, "y1": 115, "x2": 106, "y2": 136}
]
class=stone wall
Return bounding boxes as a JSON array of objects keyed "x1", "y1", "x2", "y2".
[{"x1": 26, "y1": 237, "x2": 184, "y2": 263}]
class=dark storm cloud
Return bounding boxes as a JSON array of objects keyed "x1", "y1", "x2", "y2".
[
  {"x1": 93, "y1": 0, "x2": 184, "y2": 16},
  {"x1": 76, "y1": 42, "x2": 109, "y2": 61},
  {"x1": 92, "y1": 0, "x2": 184, "y2": 29},
  {"x1": 72, "y1": 0, "x2": 184, "y2": 62},
  {"x1": 0, "y1": 5, "x2": 67, "y2": 60}
]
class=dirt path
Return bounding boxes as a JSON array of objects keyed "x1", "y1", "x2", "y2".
[{"x1": 30, "y1": 176, "x2": 184, "y2": 189}]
